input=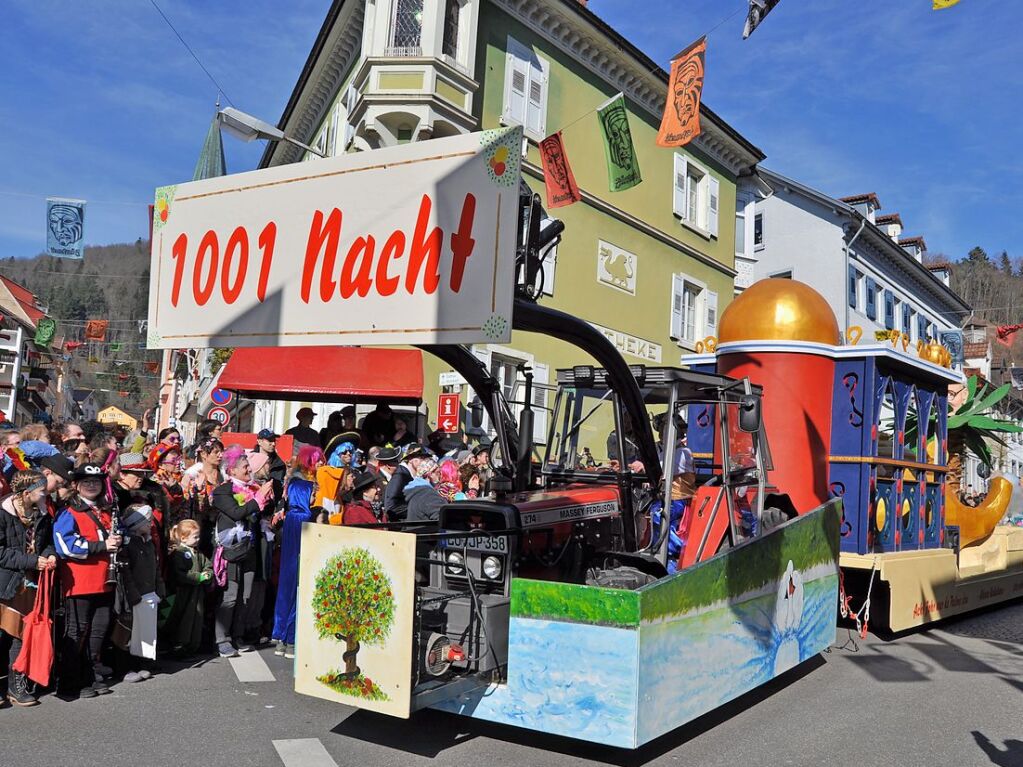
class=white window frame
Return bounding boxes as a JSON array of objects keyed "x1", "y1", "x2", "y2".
[
  {"x1": 672, "y1": 154, "x2": 718, "y2": 238},
  {"x1": 502, "y1": 36, "x2": 549, "y2": 141},
  {"x1": 670, "y1": 273, "x2": 710, "y2": 348},
  {"x1": 471, "y1": 344, "x2": 551, "y2": 445}
]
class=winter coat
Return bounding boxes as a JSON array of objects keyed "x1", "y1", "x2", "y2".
[
  {"x1": 0, "y1": 499, "x2": 54, "y2": 602},
  {"x1": 163, "y1": 545, "x2": 212, "y2": 652},
  {"x1": 383, "y1": 464, "x2": 413, "y2": 520},
  {"x1": 121, "y1": 534, "x2": 166, "y2": 607},
  {"x1": 211, "y1": 481, "x2": 266, "y2": 577},
  {"x1": 404, "y1": 480, "x2": 445, "y2": 524},
  {"x1": 342, "y1": 499, "x2": 378, "y2": 526}
]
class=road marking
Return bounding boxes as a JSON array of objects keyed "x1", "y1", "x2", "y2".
[
  {"x1": 272, "y1": 739, "x2": 338, "y2": 767},
  {"x1": 229, "y1": 650, "x2": 276, "y2": 682}
]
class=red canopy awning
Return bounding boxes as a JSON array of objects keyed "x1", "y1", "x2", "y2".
[{"x1": 218, "y1": 347, "x2": 424, "y2": 404}]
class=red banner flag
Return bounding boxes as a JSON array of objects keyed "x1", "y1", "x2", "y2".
[
  {"x1": 64, "y1": 341, "x2": 84, "y2": 351},
  {"x1": 657, "y1": 37, "x2": 706, "y2": 148},
  {"x1": 84, "y1": 319, "x2": 108, "y2": 341},
  {"x1": 539, "y1": 132, "x2": 582, "y2": 209},
  {"x1": 996, "y1": 323, "x2": 1023, "y2": 347},
  {"x1": 144, "y1": 361, "x2": 160, "y2": 374}
]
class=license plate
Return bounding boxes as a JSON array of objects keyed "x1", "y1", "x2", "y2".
[{"x1": 443, "y1": 534, "x2": 509, "y2": 553}]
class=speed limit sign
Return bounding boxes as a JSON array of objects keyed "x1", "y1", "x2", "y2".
[{"x1": 207, "y1": 406, "x2": 231, "y2": 426}]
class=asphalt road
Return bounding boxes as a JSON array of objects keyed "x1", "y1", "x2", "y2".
[{"x1": 3, "y1": 602, "x2": 1023, "y2": 767}]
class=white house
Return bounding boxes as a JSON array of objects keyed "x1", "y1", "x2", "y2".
[{"x1": 750, "y1": 168, "x2": 970, "y2": 346}]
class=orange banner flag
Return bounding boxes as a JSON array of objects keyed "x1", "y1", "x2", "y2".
[
  {"x1": 656, "y1": 37, "x2": 706, "y2": 148},
  {"x1": 539, "y1": 131, "x2": 582, "y2": 209},
  {"x1": 84, "y1": 319, "x2": 109, "y2": 341}
]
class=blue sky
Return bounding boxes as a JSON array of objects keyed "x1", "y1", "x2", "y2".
[{"x1": 0, "y1": 0, "x2": 1015, "y2": 263}]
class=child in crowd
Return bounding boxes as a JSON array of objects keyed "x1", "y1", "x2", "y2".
[
  {"x1": 163, "y1": 519, "x2": 213, "y2": 657},
  {"x1": 120, "y1": 504, "x2": 165, "y2": 679}
]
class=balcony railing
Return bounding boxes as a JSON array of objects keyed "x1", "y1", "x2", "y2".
[{"x1": 383, "y1": 46, "x2": 422, "y2": 57}]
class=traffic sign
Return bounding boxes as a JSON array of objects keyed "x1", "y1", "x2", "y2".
[
  {"x1": 208, "y1": 406, "x2": 231, "y2": 426},
  {"x1": 211, "y1": 387, "x2": 234, "y2": 406},
  {"x1": 439, "y1": 371, "x2": 467, "y2": 387},
  {"x1": 438, "y1": 393, "x2": 460, "y2": 434}
]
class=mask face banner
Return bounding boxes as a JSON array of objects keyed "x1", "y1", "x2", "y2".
[
  {"x1": 539, "y1": 131, "x2": 582, "y2": 209},
  {"x1": 656, "y1": 37, "x2": 706, "y2": 148},
  {"x1": 597, "y1": 94, "x2": 642, "y2": 192},
  {"x1": 743, "y1": 0, "x2": 782, "y2": 39},
  {"x1": 46, "y1": 197, "x2": 87, "y2": 259}
]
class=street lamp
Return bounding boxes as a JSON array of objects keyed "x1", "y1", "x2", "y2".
[{"x1": 217, "y1": 107, "x2": 326, "y2": 158}]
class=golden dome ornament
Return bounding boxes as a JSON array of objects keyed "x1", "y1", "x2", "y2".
[{"x1": 718, "y1": 278, "x2": 840, "y2": 345}]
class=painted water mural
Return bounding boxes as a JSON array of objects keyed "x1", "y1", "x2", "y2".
[{"x1": 433, "y1": 500, "x2": 841, "y2": 748}]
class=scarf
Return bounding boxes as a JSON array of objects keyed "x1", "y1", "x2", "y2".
[{"x1": 436, "y1": 481, "x2": 459, "y2": 502}]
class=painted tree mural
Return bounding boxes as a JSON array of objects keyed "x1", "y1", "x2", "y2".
[{"x1": 312, "y1": 547, "x2": 396, "y2": 700}]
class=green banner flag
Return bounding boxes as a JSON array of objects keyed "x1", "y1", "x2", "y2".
[
  {"x1": 34, "y1": 317, "x2": 56, "y2": 347},
  {"x1": 597, "y1": 93, "x2": 642, "y2": 192},
  {"x1": 109, "y1": 342, "x2": 122, "y2": 352}
]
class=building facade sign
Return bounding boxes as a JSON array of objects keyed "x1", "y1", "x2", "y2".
[
  {"x1": 596, "y1": 240, "x2": 637, "y2": 295},
  {"x1": 590, "y1": 322, "x2": 662, "y2": 363},
  {"x1": 147, "y1": 128, "x2": 522, "y2": 349}
]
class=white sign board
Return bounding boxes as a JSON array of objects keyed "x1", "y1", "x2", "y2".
[{"x1": 147, "y1": 128, "x2": 522, "y2": 349}]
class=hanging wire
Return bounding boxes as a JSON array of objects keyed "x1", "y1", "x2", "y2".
[{"x1": 148, "y1": 0, "x2": 236, "y2": 107}]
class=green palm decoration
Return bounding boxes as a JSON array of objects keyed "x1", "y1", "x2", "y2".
[{"x1": 907, "y1": 376, "x2": 1023, "y2": 485}]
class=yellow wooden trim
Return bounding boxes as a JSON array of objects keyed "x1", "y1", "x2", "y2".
[{"x1": 829, "y1": 455, "x2": 947, "y2": 473}]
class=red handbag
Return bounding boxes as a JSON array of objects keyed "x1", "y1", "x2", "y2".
[{"x1": 12, "y1": 568, "x2": 54, "y2": 687}]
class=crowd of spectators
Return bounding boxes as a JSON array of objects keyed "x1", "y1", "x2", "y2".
[{"x1": 0, "y1": 406, "x2": 493, "y2": 706}]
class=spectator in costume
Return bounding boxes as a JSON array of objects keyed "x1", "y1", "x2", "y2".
[
  {"x1": 52, "y1": 462, "x2": 121, "y2": 699},
  {"x1": 0, "y1": 470, "x2": 56, "y2": 706},
  {"x1": 272, "y1": 446, "x2": 323, "y2": 659}
]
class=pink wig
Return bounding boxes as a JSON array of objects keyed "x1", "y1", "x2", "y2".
[
  {"x1": 297, "y1": 445, "x2": 325, "y2": 474},
  {"x1": 438, "y1": 459, "x2": 460, "y2": 485},
  {"x1": 221, "y1": 445, "x2": 248, "y2": 473}
]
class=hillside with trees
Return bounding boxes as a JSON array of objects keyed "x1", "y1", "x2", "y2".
[{"x1": 0, "y1": 241, "x2": 160, "y2": 414}]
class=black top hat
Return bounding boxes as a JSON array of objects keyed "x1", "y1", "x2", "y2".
[
  {"x1": 72, "y1": 462, "x2": 107, "y2": 481},
  {"x1": 351, "y1": 470, "x2": 381, "y2": 497},
  {"x1": 375, "y1": 446, "x2": 402, "y2": 463}
]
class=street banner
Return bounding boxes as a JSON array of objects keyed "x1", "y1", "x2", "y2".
[
  {"x1": 743, "y1": 1, "x2": 781, "y2": 39},
  {"x1": 996, "y1": 323, "x2": 1023, "y2": 347},
  {"x1": 33, "y1": 318, "x2": 56, "y2": 348},
  {"x1": 939, "y1": 329, "x2": 964, "y2": 367},
  {"x1": 85, "y1": 320, "x2": 109, "y2": 341},
  {"x1": 46, "y1": 198, "x2": 86, "y2": 259},
  {"x1": 539, "y1": 132, "x2": 582, "y2": 208},
  {"x1": 596, "y1": 94, "x2": 642, "y2": 192},
  {"x1": 148, "y1": 128, "x2": 522, "y2": 349},
  {"x1": 933, "y1": 0, "x2": 960, "y2": 9},
  {"x1": 656, "y1": 37, "x2": 706, "y2": 148}
]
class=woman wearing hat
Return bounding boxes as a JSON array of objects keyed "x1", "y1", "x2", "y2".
[
  {"x1": 342, "y1": 471, "x2": 384, "y2": 526},
  {"x1": 272, "y1": 445, "x2": 323, "y2": 659},
  {"x1": 52, "y1": 462, "x2": 122, "y2": 699},
  {"x1": 148, "y1": 441, "x2": 186, "y2": 528},
  {"x1": 0, "y1": 470, "x2": 56, "y2": 706}
]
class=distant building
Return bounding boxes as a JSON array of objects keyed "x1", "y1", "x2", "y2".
[
  {"x1": 72, "y1": 389, "x2": 99, "y2": 422},
  {"x1": 750, "y1": 169, "x2": 970, "y2": 345},
  {"x1": 98, "y1": 405, "x2": 138, "y2": 431},
  {"x1": 0, "y1": 275, "x2": 76, "y2": 424}
]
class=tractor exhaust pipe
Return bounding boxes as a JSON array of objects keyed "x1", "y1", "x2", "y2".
[{"x1": 516, "y1": 365, "x2": 534, "y2": 491}]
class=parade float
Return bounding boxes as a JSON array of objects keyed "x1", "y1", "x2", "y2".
[
  {"x1": 683, "y1": 279, "x2": 1022, "y2": 634},
  {"x1": 146, "y1": 128, "x2": 842, "y2": 749}
]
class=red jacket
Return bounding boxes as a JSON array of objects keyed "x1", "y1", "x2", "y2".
[
  {"x1": 342, "y1": 500, "x2": 379, "y2": 526},
  {"x1": 53, "y1": 505, "x2": 113, "y2": 597}
]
